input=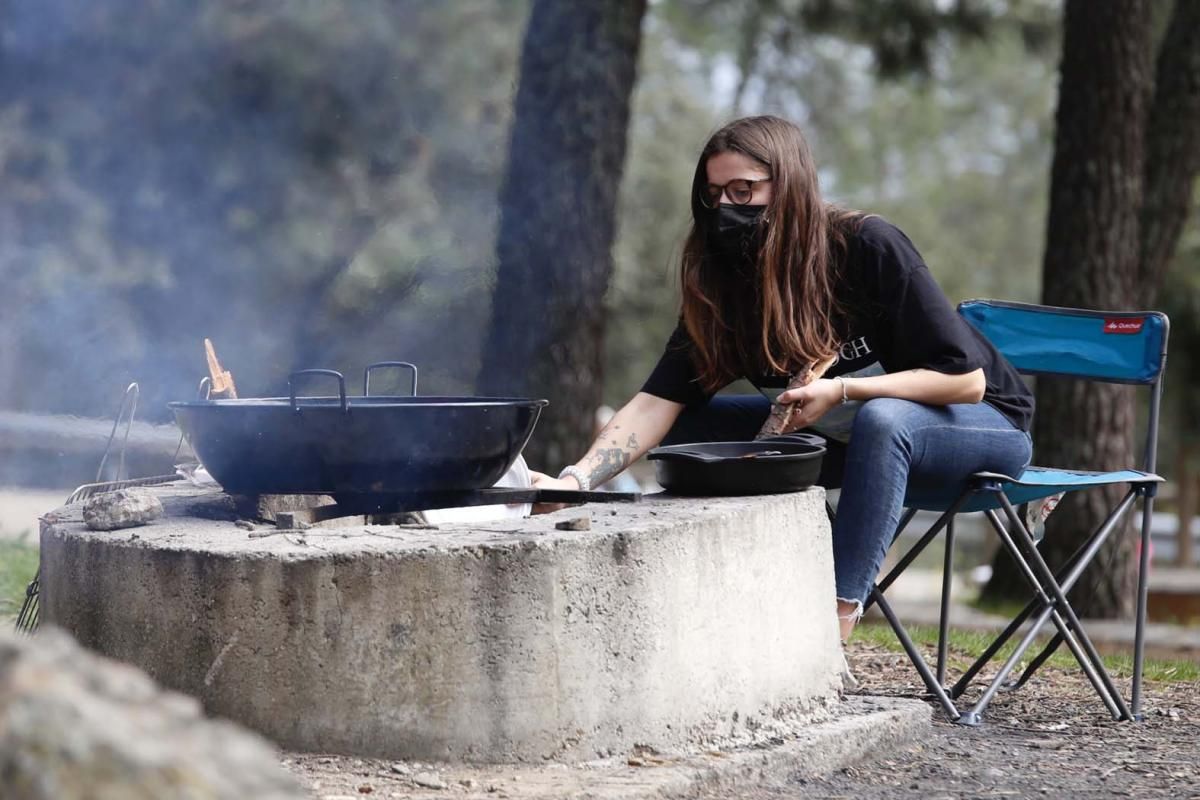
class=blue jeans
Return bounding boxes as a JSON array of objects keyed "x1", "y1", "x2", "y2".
[{"x1": 662, "y1": 396, "x2": 1033, "y2": 607}]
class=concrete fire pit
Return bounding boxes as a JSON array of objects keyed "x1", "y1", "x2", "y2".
[{"x1": 40, "y1": 484, "x2": 844, "y2": 763}]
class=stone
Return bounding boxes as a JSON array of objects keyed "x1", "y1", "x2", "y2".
[
  {"x1": 412, "y1": 771, "x2": 447, "y2": 789},
  {"x1": 554, "y1": 516, "x2": 591, "y2": 531},
  {"x1": 0, "y1": 627, "x2": 304, "y2": 799},
  {"x1": 82, "y1": 488, "x2": 163, "y2": 531}
]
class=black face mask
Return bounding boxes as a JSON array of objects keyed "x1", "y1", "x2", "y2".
[{"x1": 707, "y1": 203, "x2": 767, "y2": 266}]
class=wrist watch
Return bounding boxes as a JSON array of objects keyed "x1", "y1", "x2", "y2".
[{"x1": 557, "y1": 466, "x2": 591, "y2": 492}]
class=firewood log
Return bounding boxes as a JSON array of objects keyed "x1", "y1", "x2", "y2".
[
  {"x1": 755, "y1": 355, "x2": 837, "y2": 439},
  {"x1": 204, "y1": 338, "x2": 238, "y2": 399}
]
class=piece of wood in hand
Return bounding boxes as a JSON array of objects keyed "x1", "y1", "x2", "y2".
[
  {"x1": 755, "y1": 355, "x2": 837, "y2": 439},
  {"x1": 204, "y1": 338, "x2": 238, "y2": 399}
]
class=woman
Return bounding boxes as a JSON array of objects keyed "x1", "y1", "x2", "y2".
[{"x1": 532, "y1": 115, "x2": 1033, "y2": 643}]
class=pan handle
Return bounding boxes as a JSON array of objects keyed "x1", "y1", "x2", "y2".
[
  {"x1": 289, "y1": 369, "x2": 349, "y2": 413},
  {"x1": 363, "y1": 361, "x2": 418, "y2": 397}
]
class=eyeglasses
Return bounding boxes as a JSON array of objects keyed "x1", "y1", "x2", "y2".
[{"x1": 700, "y1": 177, "x2": 771, "y2": 209}]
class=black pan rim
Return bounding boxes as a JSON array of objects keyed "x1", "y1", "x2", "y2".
[{"x1": 168, "y1": 397, "x2": 549, "y2": 409}]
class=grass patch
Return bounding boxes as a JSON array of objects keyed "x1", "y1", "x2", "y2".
[
  {"x1": 0, "y1": 537, "x2": 40, "y2": 623},
  {"x1": 853, "y1": 621, "x2": 1200, "y2": 683}
]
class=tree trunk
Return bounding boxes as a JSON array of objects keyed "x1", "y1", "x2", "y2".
[
  {"x1": 1176, "y1": 446, "x2": 1196, "y2": 567},
  {"x1": 982, "y1": 0, "x2": 1153, "y2": 618},
  {"x1": 1138, "y1": 0, "x2": 1200, "y2": 305},
  {"x1": 478, "y1": 0, "x2": 646, "y2": 470}
]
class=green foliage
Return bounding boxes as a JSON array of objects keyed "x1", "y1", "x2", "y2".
[
  {"x1": 0, "y1": 539, "x2": 39, "y2": 623},
  {"x1": 853, "y1": 621, "x2": 1200, "y2": 683}
]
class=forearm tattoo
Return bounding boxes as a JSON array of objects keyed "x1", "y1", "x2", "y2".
[{"x1": 581, "y1": 422, "x2": 639, "y2": 488}]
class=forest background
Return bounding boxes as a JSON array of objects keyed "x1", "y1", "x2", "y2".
[{"x1": 0, "y1": 0, "x2": 1076, "y2": 421}]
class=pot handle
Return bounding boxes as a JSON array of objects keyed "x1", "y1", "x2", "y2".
[
  {"x1": 289, "y1": 369, "x2": 349, "y2": 413},
  {"x1": 363, "y1": 361, "x2": 418, "y2": 397}
]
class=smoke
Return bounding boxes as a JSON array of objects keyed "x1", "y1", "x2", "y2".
[{"x1": 0, "y1": 0, "x2": 527, "y2": 485}]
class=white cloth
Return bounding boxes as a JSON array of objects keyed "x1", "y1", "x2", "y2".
[{"x1": 421, "y1": 455, "x2": 533, "y2": 524}]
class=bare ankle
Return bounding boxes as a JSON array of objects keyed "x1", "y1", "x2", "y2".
[{"x1": 836, "y1": 598, "x2": 863, "y2": 643}]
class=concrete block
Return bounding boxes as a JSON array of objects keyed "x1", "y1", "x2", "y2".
[{"x1": 41, "y1": 484, "x2": 843, "y2": 763}]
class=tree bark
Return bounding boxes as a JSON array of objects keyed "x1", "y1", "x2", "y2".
[
  {"x1": 982, "y1": 0, "x2": 1153, "y2": 618},
  {"x1": 1138, "y1": 0, "x2": 1200, "y2": 306},
  {"x1": 1176, "y1": 446, "x2": 1196, "y2": 567},
  {"x1": 478, "y1": 0, "x2": 646, "y2": 470}
]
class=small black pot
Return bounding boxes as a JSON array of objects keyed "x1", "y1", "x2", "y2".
[{"x1": 647, "y1": 435, "x2": 826, "y2": 496}]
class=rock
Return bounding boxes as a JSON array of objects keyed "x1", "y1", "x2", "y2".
[
  {"x1": 82, "y1": 489, "x2": 164, "y2": 531},
  {"x1": 0, "y1": 627, "x2": 305, "y2": 799},
  {"x1": 235, "y1": 519, "x2": 257, "y2": 531},
  {"x1": 555, "y1": 516, "x2": 591, "y2": 531},
  {"x1": 389, "y1": 763, "x2": 411, "y2": 775},
  {"x1": 411, "y1": 771, "x2": 447, "y2": 789}
]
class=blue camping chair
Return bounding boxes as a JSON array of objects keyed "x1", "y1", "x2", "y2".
[{"x1": 864, "y1": 299, "x2": 1168, "y2": 725}]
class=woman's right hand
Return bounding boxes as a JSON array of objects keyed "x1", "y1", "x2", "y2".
[{"x1": 529, "y1": 470, "x2": 582, "y2": 514}]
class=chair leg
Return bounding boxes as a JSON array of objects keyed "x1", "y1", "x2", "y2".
[
  {"x1": 960, "y1": 602, "x2": 1061, "y2": 725},
  {"x1": 865, "y1": 498, "x2": 969, "y2": 613},
  {"x1": 1132, "y1": 492, "x2": 1155, "y2": 720},
  {"x1": 1005, "y1": 632, "x2": 1064, "y2": 691},
  {"x1": 968, "y1": 509, "x2": 1124, "y2": 721},
  {"x1": 871, "y1": 585, "x2": 960, "y2": 721},
  {"x1": 1000, "y1": 490, "x2": 1140, "y2": 693},
  {"x1": 937, "y1": 517, "x2": 955, "y2": 687},
  {"x1": 951, "y1": 595, "x2": 1038, "y2": 699},
  {"x1": 994, "y1": 496, "x2": 1133, "y2": 721}
]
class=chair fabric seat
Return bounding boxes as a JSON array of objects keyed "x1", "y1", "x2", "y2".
[{"x1": 907, "y1": 467, "x2": 1164, "y2": 513}]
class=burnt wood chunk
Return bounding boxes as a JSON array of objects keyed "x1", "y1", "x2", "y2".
[{"x1": 755, "y1": 356, "x2": 836, "y2": 439}]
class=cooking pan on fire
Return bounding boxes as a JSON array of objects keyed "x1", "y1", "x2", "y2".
[
  {"x1": 647, "y1": 434, "x2": 826, "y2": 496},
  {"x1": 169, "y1": 363, "x2": 547, "y2": 495}
]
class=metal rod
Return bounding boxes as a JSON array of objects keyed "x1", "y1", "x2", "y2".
[
  {"x1": 890, "y1": 506, "x2": 921, "y2": 544},
  {"x1": 968, "y1": 603, "x2": 1057, "y2": 721},
  {"x1": 937, "y1": 516, "x2": 955, "y2": 686},
  {"x1": 301, "y1": 487, "x2": 642, "y2": 520},
  {"x1": 1004, "y1": 491, "x2": 1139, "y2": 691},
  {"x1": 995, "y1": 495, "x2": 1132, "y2": 720},
  {"x1": 951, "y1": 489, "x2": 1137, "y2": 699},
  {"x1": 96, "y1": 382, "x2": 140, "y2": 482},
  {"x1": 1132, "y1": 492, "x2": 1154, "y2": 718},
  {"x1": 865, "y1": 493, "x2": 971, "y2": 613},
  {"x1": 985, "y1": 508, "x2": 1123, "y2": 719},
  {"x1": 871, "y1": 586, "x2": 960, "y2": 721},
  {"x1": 1008, "y1": 632, "x2": 1064, "y2": 692}
]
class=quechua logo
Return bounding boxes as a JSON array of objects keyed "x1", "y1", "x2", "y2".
[{"x1": 1103, "y1": 317, "x2": 1145, "y2": 335}]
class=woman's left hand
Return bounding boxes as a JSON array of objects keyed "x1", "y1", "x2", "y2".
[{"x1": 775, "y1": 379, "x2": 842, "y2": 432}]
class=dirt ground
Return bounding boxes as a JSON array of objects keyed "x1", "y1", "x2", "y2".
[
  {"x1": 690, "y1": 641, "x2": 1200, "y2": 800},
  {"x1": 287, "y1": 639, "x2": 1200, "y2": 799}
]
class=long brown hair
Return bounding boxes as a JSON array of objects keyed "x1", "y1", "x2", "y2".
[{"x1": 680, "y1": 115, "x2": 866, "y2": 391}]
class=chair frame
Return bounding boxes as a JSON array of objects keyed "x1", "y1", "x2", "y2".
[{"x1": 863, "y1": 299, "x2": 1168, "y2": 726}]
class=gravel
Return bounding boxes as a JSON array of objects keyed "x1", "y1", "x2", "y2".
[
  {"x1": 687, "y1": 640, "x2": 1200, "y2": 799},
  {"x1": 284, "y1": 638, "x2": 1200, "y2": 799}
]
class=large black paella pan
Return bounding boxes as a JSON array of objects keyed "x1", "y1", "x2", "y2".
[{"x1": 169, "y1": 363, "x2": 547, "y2": 495}]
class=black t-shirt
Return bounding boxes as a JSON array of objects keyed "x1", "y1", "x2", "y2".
[{"x1": 641, "y1": 216, "x2": 1034, "y2": 440}]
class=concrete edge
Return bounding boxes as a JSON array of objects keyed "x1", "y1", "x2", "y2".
[
  {"x1": 641, "y1": 695, "x2": 932, "y2": 798},
  {"x1": 290, "y1": 695, "x2": 931, "y2": 799}
]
